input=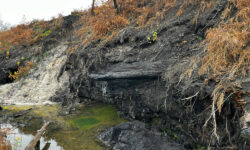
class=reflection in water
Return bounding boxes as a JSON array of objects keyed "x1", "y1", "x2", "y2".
[{"x1": 1, "y1": 124, "x2": 62, "y2": 150}]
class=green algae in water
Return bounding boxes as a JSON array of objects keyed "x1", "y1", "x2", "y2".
[
  {"x1": 4, "y1": 103, "x2": 126, "y2": 150},
  {"x1": 73, "y1": 118, "x2": 100, "y2": 129},
  {"x1": 70, "y1": 105, "x2": 125, "y2": 130}
]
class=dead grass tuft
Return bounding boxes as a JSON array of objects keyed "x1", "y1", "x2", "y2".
[
  {"x1": 9, "y1": 61, "x2": 35, "y2": 80},
  {"x1": 77, "y1": 1, "x2": 131, "y2": 42},
  {"x1": 200, "y1": 0, "x2": 249, "y2": 142},
  {"x1": 75, "y1": 0, "x2": 217, "y2": 46},
  {"x1": 0, "y1": 0, "x2": 216, "y2": 50},
  {"x1": 77, "y1": 0, "x2": 170, "y2": 43},
  {"x1": 0, "y1": 17, "x2": 63, "y2": 51},
  {"x1": 0, "y1": 25, "x2": 35, "y2": 51},
  {"x1": 89, "y1": 4, "x2": 129, "y2": 39}
]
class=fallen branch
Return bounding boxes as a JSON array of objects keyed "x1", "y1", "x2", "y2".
[{"x1": 25, "y1": 122, "x2": 50, "y2": 150}]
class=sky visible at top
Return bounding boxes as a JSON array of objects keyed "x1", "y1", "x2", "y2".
[{"x1": 0, "y1": 0, "x2": 94, "y2": 25}]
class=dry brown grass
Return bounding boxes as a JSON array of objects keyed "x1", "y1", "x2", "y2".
[
  {"x1": 0, "y1": 17, "x2": 63, "y2": 51},
  {"x1": 89, "y1": 4, "x2": 130, "y2": 39},
  {"x1": 199, "y1": 0, "x2": 250, "y2": 79},
  {"x1": 200, "y1": 0, "x2": 249, "y2": 141},
  {"x1": 75, "y1": 0, "x2": 217, "y2": 45},
  {"x1": 9, "y1": 61, "x2": 35, "y2": 80},
  {"x1": 0, "y1": 0, "x2": 215, "y2": 49},
  {"x1": 76, "y1": 0, "x2": 145, "y2": 39},
  {"x1": 0, "y1": 25, "x2": 35, "y2": 51},
  {"x1": 176, "y1": 0, "x2": 215, "y2": 17},
  {"x1": 77, "y1": 1, "x2": 130, "y2": 42}
]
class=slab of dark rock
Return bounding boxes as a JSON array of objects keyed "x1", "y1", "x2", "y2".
[
  {"x1": 99, "y1": 121, "x2": 184, "y2": 150},
  {"x1": 89, "y1": 61, "x2": 164, "y2": 80}
]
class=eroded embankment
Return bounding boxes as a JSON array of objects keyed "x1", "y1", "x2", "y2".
[
  {"x1": 0, "y1": 44, "x2": 69, "y2": 105},
  {"x1": 0, "y1": 0, "x2": 249, "y2": 150},
  {"x1": 56, "y1": 0, "x2": 250, "y2": 149}
]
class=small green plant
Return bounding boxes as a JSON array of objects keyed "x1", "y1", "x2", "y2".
[
  {"x1": 17, "y1": 61, "x2": 20, "y2": 66},
  {"x1": 193, "y1": 144, "x2": 206, "y2": 150},
  {"x1": 43, "y1": 51, "x2": 49, "y2": 57},
  {"x1": 173, "y1": 133, "x2": 178, "y2": 139},
  {"x1": 17, "y1": 57, "x2": 25, "y2": 66},
  {"x1": 152, "y1": 30, "x2": 158, "y2": 40},
  {"x1": 197, "y1": 36, "x2": 203, "y2": 41},
  {"x1": 41, "y1": 30, "x2": 52, "y2": 37},
  {"x1": 2, "y1": 42, "x2": 14, "y2": 59},
  {"x1": 147, "y1": 30, "x2": 158, "y2": 43},
  {"x1": 6, "y1": 50, "x2": 10, "y2": 59}
]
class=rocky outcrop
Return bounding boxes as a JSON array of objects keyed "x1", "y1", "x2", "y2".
[
  {"x1": 89, "y1": 61, "x2": 163, "y2": 80},
  {"x1": 99, "y1": 121, "x2": 184, "y2": 150},
  {"x1": 0, "y1": 0, "x2": 249, "y2": 149}
]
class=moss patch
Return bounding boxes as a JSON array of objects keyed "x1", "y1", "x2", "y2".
[{"x1": 73, "y1": 118, "x2": 100, "y2": 129}]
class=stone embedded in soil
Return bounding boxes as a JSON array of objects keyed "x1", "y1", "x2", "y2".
[{"x1": 99, "y1": 121, "x2": 184, "y2": 150}]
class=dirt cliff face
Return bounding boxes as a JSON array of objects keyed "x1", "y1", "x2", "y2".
[
  {"x1": 54, "y1": 0, "x2": 249, "y2": 149},
  {"x1": 0, "y1": 0, "x2": 249, "y2": 149},
  {"x1": 0, "y1": 15, "x2": 80, "y2": 105},
  {"x1": 0, "y1": 15, "x2": 79, "y2": 85}
]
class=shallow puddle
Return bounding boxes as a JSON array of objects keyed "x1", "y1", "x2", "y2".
[
  {"x1": 0, "y1": 103, "x2": 126, "y2": 150},
  {"x1": 1, "y1": 123, "x2": 62, "y2": 150}
]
